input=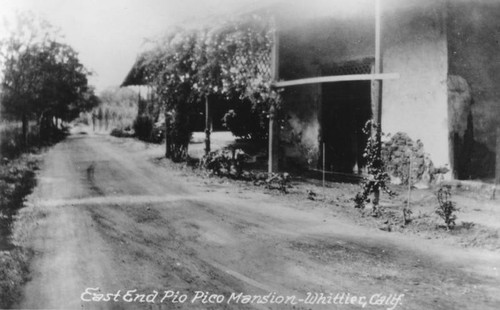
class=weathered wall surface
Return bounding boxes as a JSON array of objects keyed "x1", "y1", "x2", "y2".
[
  {"x1": 382, "y1": 0, "x2": 450, "y2": 173},
  {"x1": 277, "y1": 0, "x2": 453, "y2": 173},
  {"x1": 447, "y1": 0, "x2": 500, "y2": 179},
  {"x1": 447, "y1": 75, "x2": 473, "y2": 179},
  {"x1": 279, "y1": 84, "x2": 321, "y2": 169},
  {"x1": 277, "y1": 8, "x2": 375, "y2": 169}
]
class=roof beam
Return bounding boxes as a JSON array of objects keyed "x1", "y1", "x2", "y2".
[{"x1": 273, "y1": 72, "x2": 399, "y2": 88}]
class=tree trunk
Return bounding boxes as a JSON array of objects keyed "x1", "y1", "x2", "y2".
[
  {"x1": 204, "y1": 95, "x2": 212, "y2": 156},
  {"x1": 165, "y1": 112, "x2": 171, "y2": 158},
  {"x1": 171, "y1": 143, "x2": 188, "y2": 162},
  {"x1": 38, "y1": 113, "x2": 44, "y2": 146},
  {"x1": 496, "y1": 127, "x2": 500, "y2": 186},
  {"x1": 22, "y1": 113, "x2": 29, "y2": 147},
  {"x1": 268, "y1": 102, "x2": 279, "y2": 173}
]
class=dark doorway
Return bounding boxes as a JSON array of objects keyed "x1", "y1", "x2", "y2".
[
  {"x1": 191, "y1": 96, "x2": 233, "y2": 132},
  {"x1": 321, "y1": 81, "x2": 372, "y2": 174}
]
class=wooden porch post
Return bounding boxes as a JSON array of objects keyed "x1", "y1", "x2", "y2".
[
  {"x1": 165, "y1": 109, "x2": 170, "y2": 158},
  {"x1": 371, "y1": 0, "x2": 383, "y2": 206},
  {"x1": 269, "y1": 104, "x2": 279, "y2": 173},
  {"x1": 269, "y1": 16, "x2": 280, "y2": 174},
  {"x1": 204, "y1": 95, "x2": 212, "y2": 155},
  {"x1": 495, "y1": 127, "x2": 500, "y2": 190},
  {"x1": 373, "y1": 0, "x2": 383, "y2": 130}
]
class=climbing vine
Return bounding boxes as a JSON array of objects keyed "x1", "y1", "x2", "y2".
[
  {"x1": 436, "y1": 185, "x2": 458, "y2": 230},
  {"x1": 143, "y1": 30, "x2": 199, "y2": 161},
  {"x1": 354, "y1": 120, "x2": 396, "y2": 215},
  {"x1": 142, "y1": 15, "x2": 277, "y2": 161}
]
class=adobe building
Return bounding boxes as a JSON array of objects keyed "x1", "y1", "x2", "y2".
[{"x1": 272, "y1": 0, "x2": 499, "y2": 181}]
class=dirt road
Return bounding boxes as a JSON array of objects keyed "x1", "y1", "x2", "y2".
[{"x1": 13, "y1": 133, "x2": 500, "y2": 309}]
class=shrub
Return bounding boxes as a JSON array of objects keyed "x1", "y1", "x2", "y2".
[
  {"x1": 166, "y1": 104, "x2": 195, "y2": 161},
  {"x1": 355, "y1": 121, "x2": 396, "y2": 214},
  {"x1": 0, "y1": 156, "x2": 38, "y2": 308},
  {"x1": 133, "y1": 115, "x2": 154, "y2": 142},
  {"x1": 201, "y1": 148, "x2": 248, "y2": 178},
  {"x1": 0, "y1": 249, "x2": 31, "y2": 308},
  {"x1": 201, "y1": 149, "x2": 292, "y2": 194},
  {"x1": 222, "y1": 99, "x2": 268, "y2": 141},
  {"x1": 0, "y1": 160, "x2": 37, "y2": 209},
  {"x1": 263, "y1": 172, "x2": 291, "y2": 193},
  {"x1": 110, "y1": 127, "x2": 134, "y2": 138},
  {"x1": 0, "y1": 122, "x2": 39, "y2": 159},
  {"x1": 382, "y1": 132, "x2": 433, "y2": 185},
  {"x1": 436, "y1": 185, "x2": 459, "y2": 230},
  {"x1": 151, "y1": 122, "x2": 165, "y2": 144}
]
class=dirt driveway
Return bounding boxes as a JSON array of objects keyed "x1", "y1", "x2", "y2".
[{"x1": 12, "y1": 132, "x2": 500, "y2": 309}]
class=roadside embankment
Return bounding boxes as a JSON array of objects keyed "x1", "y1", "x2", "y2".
[{"x1": 0, "y1": 153, "x2": 40, "y2": 308}]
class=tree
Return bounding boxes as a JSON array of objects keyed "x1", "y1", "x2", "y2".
[
  {"x1": 197, "y1": 15, "x2": 276, "y2": 144},
  {"x1": 1, "y1": 12, "x2": 97, "y2": 144},
  {"x1": 138, "y1": 14, "x2": 276, "y2": 162},
  {"x1": 0, "y1": 12, "x2": 61, "y2": 144},
  {"x1": 0, "y1": 44, "x2": 40, "y2": 144},
  {"x1": 144, "y1": 29, "x2": 201, "y2": 161}
]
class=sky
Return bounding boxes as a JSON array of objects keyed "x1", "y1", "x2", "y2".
[
  {"x1": 0, "y1": 0, "x2": 372, "y2": 94},
  {"x1": 0, "y1": 0, "x2": 263, "y2": 93}
]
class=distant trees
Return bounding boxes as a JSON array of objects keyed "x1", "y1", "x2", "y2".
[
  {"x1": 0, "y1": 12, "x2": 97, "y2": 145},
  {"x1": 89, "y1": 86, "x2": 137, "y2": 131}
]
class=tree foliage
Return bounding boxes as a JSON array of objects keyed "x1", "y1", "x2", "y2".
[
  {"x1": 0, "y1": 12, "x2": 97, "y2": 144},
  {"x1": 222, "y1": 99, "x2": 268, "y2": 140},
  {"x1": 140, "y1": 14, "x2": 277, "y2": 161}
]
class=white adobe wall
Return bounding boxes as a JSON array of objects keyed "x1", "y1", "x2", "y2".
[{"x1": 382, "y1": 0, "x2": 451, "y2": 175}]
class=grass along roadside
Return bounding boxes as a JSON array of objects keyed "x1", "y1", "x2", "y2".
[{"x1": 0, "y1": 153, "x2": 42, "y2": 308}]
